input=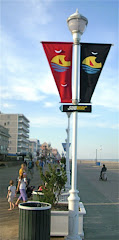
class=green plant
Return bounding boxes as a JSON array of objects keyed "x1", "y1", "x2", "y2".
[
  {"x1": 60, "y1": 157, "x2": 66, "y2": 165},
  {"x1": 39, "y1": 164, "x2": 67, "y2": 206}
]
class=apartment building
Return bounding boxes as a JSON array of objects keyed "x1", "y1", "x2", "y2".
[
  {"x1": 41, "y1": 142, "x2": 51, "y2": 157},
  {"x1": 0, "y1": 113, "x2": 30, "y2": 155},
  {"x1": 29, "y1": 139, "x2": 40, "y2": 157},
  {"x1": 0, "y1": 125, "x2": 10, "y2": 155},
  {"x1": 52, "y1": 148, "x2": 61, "y2": 160}
]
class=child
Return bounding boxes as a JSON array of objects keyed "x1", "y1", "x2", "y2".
[
  {"x1": 19, "y1": 163, "x2": 27, "y2": 177},
  {"x1": 7, "y1": 180, "x2": 16, "y2": 210},
  {"x1": 15, "y1": 173, "x2": 27, "y2": 206}
]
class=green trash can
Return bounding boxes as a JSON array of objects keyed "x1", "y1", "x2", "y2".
[{"x1": 19, "y1": 201, "x2": 51, "y2": 240}]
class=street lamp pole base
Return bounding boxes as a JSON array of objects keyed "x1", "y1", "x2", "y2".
[
  {"x1": 65, "y1": 189, "x2": 81, "y2": 240},
  {"x1": 65, "y1": 235, "x2": 82, "y2": 240}
]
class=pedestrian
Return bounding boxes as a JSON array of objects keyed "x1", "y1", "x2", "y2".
[
  {"x1": 19, "y1": 163, "x2": 27, "y2": 177},
  {"x1": 7, "y1": 180, "x2": 16, "y2": 211},
  {"x1": 24, "y1": 160, "x2": 27, "y2": 166},
  {"x1": 100, "y1": 164, "x2": 107, "y2": 179},
  {"x1": 15, "y1": 173, "x2": 27, "y2": 206},
  {"x1": 28, "y1": 160, "x2": 34, "y2": 178}
]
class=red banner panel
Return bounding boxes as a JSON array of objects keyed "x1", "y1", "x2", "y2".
[{"x1": 42, "y1": 42, "x2": 73, "y2": 103}]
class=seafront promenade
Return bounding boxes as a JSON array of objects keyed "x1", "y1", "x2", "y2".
[{"x1": 0, "y1": 161, "x2": 119, "y2": 240}]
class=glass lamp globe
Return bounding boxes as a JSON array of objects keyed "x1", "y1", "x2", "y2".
[{"x1": 67, "y1": 9, "x2": 88, "y2": 35}]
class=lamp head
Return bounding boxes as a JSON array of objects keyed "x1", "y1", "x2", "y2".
[{"x1": 67, "y1": 9, "x2": 88, "y2": 37}]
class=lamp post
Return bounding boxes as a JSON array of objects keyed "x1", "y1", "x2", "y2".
[
  {"x1": 100, "y1": 145, "x2": 102, "y2": 162},
  {"x1": 66, "y1": 9, "x2": 88, "y2": 240},
  {"x1": 65, "y1": 112, "x2": 72, "y2": 189}
]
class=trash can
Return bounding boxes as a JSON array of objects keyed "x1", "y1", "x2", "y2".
[
  {"x1": 32, "y1": 190, "x2": 44, "y2": 201},
  {"x1": 19, "y1": 201, "x2": 51, "y2": 240},
  {"x1": 96, "y1": 162, "x2": 100, "y2": 166}
]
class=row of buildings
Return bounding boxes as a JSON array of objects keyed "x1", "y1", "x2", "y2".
[{"x1": 0, "y1": 113, "x2": 60, "y2": 160}]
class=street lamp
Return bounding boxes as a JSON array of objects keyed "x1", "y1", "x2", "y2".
[
  {"x1": 66, "y1": 9, "x2": 88, "y2": 240},
  {"x1": 65, "y1": 112, "x2": 72, "y2": 189},
  {"x1": 100, "y1": 145, "x2": 102, "y2": 162}
]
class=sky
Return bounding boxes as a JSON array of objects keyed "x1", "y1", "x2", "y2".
[{"x1": 0, "y1": 0, "x2": 119, "y2": 160}]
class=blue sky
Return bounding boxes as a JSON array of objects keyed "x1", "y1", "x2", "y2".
[{"x1": 0, "y1": 0, "x2": 118, "y2": 160}]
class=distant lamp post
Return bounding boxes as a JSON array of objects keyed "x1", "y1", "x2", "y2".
[
  {"x1": 65, "y1": 112, "x2": 72, "y2": 189},
  {"x1": 100, "y1": 145, "x2": 102, "y2": 162},
  {"x1": 66, "y1": 9, "x2": 88, "y2": 240},
  {"x1": 96, "y1": 149, "x2": 97, "y2": 163}
]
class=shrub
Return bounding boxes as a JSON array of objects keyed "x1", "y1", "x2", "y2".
[
  {"x1": 60, "y1": 157, "x2": 66, "y2": 165},
  {"x1": 39, "y1": 164, "x2": 67, "y2": 206}
]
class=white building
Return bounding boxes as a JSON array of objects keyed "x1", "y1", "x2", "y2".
[
  {"x1": 29, "y1": 139, "x2": 40, "y2": 158},
  {"x1": 0, "y1": 125, "x2": 11, "y2": 156},
  {"x1": 0, "y1": 113, "x2": 30, "y2": 156}
]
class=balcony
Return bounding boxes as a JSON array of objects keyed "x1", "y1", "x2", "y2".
[
  {"x1": 18, "y1": 132, "x2": 29, "y2": 138},
  {"x1": 18, "y1": 125, "x2": 29, "y2": 133},
  {"x1": 18, "y1": 138, "x2": 29, "y2": 144},
  {"x1": 18, "y1": 144, "x2": 29, "y2": 149},
  {"x1": 18, "y1": 118, "x2": 30, "y2": 128}
]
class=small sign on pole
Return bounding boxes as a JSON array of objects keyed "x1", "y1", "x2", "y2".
[
  {"x1": 62, "y1": 143, "x2": 71, "y2": 152},
  {"x1": 60, "y1": 104, "x2": 92, "y2": 112}
]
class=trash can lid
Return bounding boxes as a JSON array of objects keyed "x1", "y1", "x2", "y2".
[
  {"x1": 32, "y1": 190, "x2": 44, "y2": 195},
  {"x1": 19, "y1": 201, "x2": 51, "y2": 210}
]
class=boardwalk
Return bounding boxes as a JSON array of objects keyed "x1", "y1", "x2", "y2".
[{"x1": 0, "y1": 162, "x2": 119, "y2": 240}]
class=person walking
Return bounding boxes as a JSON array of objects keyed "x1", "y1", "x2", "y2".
[
  {"x1": 19, "y1": 163, "x2": 27, "y2": 177},
  {"x1": 7, "y1": 180, "x2": 16, "y2": 210},
  {"x1": 100, "y1": 164, "x2": 107, "y2": 179},
  {"x1": 15, "y1": 173, "x2": 27, "y2": 206}
]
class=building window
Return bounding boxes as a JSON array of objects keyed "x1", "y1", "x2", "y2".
[{"x1": 4, "y1": 122, "x2": 6, "y2": 126}]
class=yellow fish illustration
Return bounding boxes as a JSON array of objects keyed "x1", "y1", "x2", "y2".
[
  {"x1": 82, "y1": 56, "x2": 102, "y2": 68},
  {"x1": 51, "y1": 55, "x2": 71, "y2": 67}
]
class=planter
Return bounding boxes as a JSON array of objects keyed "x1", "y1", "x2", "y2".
[
  {"x1": 32, "y1": 190, "x2": 44, "y2": 201},
  {"x1": 19, "y1": 201, "x2": 51, "y2": 240},
  {"x1": 51, "y1": 202, "x2": 86, "y2": 238}
]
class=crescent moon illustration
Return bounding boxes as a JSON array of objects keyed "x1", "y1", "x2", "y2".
[
  {"x1": 61, "y1": 84, "x2": 67, "y2": 87},
  {"x1": 91, "y1": 52, "x2": 98, "y2": 55},
  {"x1": 55, "y1": 50, "x2": 62, "y2": 53}
]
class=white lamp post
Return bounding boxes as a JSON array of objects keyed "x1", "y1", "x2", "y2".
[
  {"x1": 100, "y1": 145, "x2": 102, "y2": 162},
  {"x1": 65, "y1": 112, "x2": 72, "y2": 189},
  {"x1": 66, "y1": 9, "x2": 88, "y2": 240}
]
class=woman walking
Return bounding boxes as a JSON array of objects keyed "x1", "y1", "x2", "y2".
[{"x1": 15, "y1": 173, "x2": 27, "y2": 206}]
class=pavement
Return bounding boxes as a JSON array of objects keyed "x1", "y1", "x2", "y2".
[
  {"x1": 77, "y1": 163, "x2": 119, "y2": 240},
  {"x1": 0, "y1": 162, "x2": 119, "y2": 240}
]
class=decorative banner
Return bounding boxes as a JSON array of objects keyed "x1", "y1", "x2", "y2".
[
  {"x1": 42, "y1": 42, "x2": 73, "y2": 103},
  {"x1": 80, "y1": 43, "x2": 111, "y2": 103}
]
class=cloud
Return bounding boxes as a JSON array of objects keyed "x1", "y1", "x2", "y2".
[
  {"x1": 19, "y1": 0, "x2": 53, "y2": 41},
  {"x1": 29, "y1": 115, "x2": 67, "y2": 127},
  {"x1": 44, "y1": 102, "x2": 55, "y2": 107},
  {"x1": 36, "y1": 73, "x2": 58, "y2": 95},
  {"x1": 27, "y1": 111, "x2": 118, "y2": 130},
  {"x1": 0, "y1": 29, "x2": 58, "y2": 102},
  {"x1": 1, "y1": 84, "x2": 46, "y2": 102},
  {"x1": 2, "y1": 103, "x2": 15, "y2": 109},
  {"x1": 92, "y1": 71, "x2": 119, "y2": 111},
  {"x1": 78, "y1": 118, "x2": 118, "y2": 130}
]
